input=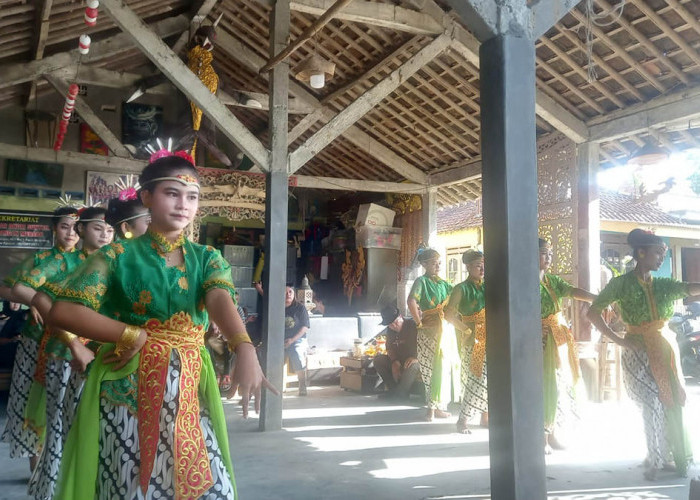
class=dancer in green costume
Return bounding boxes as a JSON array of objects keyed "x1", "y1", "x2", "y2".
[
  {"x1": 1, "y1": 205, "x2": 81, "y2": 471},
  {"x1": 539, "y1": 238, "x2": 594, "y2": 454},
  {"x1": 408, "y1": 248, "x2": 459, "y2": 422},
  {"x1": 48, "y1": 154, "x2": 276, "y2": 500},
  {"x1": 27, "y1": 206, "x2": 115, "y2": 500},
  {"x1": 588, "y1": 229, "x2": 700, "y2": 480}
]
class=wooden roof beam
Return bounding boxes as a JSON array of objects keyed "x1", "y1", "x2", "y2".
[
  {"x1": 448, "y1": 20, "x2": 589, "y2": 143},
  {"x1": 588, "y1": 84, "x2": 700, "y2": 143},
  {"x1": 293, "y1": 175, "x2": 425, "y2": 193},
  {"x1": 428, "y1": 159, "x2": 482, "y2": 187},
  {"x1": 253, "y1": 0, "x2": 443, "y2": 35},
  {"x1": 171, "y1": 0, "x2": 220, "y2": 55},
  {"x1": 26, "y1": 0, "x2": 55, "y2": 106},
  {"x1": 289, "y1": 33, "x2": 451, "y2": 173},
  {"x1": 0, "y1": 143, "x2": 145, "y2": 171},
  {"x1": 215, "y1": 30, "x2": 429, "y2": 184},
  {"x1": 45, "y1": 75, "x2": 132, "y2": 158},
  {"x1": 0, "y1": 15, "x2": 189, "y2": 90},
  {"x1": 99, "y1": 0, "x2": 270, "y2": 170}
]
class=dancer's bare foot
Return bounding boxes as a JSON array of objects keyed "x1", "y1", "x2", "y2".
[
  {"x1": 480, "y1": 412, "x2": 489, "y2": 427},
  {"x1": 643, "y1": 467, "x2": 657, "y2": 481},
  {"x1": 456, "y1": 417, "x2": 471, "y2": 434},
  {"x1": 548, "y1": 432, "x2": 567, "y2": 450},
  {"x1": 434, "y1": 409, "x2": 451, "y2": 419},
  {"x1": 424, "y1": 408, "x2": 435, "y2": 422},
  {"x1": 544, "y1": 433, "x2": 553, "y2": 455}
]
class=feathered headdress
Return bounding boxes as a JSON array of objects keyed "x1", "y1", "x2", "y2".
[{"x1": 115, "y1": 175, "x2": 141, "y2": 201}]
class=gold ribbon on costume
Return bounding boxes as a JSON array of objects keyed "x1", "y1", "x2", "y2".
[
  {"x1": 420, "y1": 300, "x2": 448, "y2": 333},
  {"x1": 461, "y1": 309, "x2": 486, "y2": 378},
  {"x1": 627, "y1": 320, "x2": 685, "y2": 407},
  {"x1": 137, "y1": 313, "x2": 211, "y2": 500},
  {"x1": 542, "y1": 313, "x2": 580, "y2": 384}
]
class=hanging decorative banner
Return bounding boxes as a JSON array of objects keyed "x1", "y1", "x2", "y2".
[{"x1": 54, "y1": 84, "x2": 81, "y2": 151}]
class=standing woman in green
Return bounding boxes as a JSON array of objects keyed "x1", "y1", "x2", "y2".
[
  {"x1": 445, "y1": 249, "x2": 488, "y2": 434},
  {"x1": 407, "y1": 248, "x2": 456, "y2": 421},
  {"x1": 27, "y1": 206, "x2": 116, "y2": 500},
  {"x1": 588, "y1": 229, "x2": 699, "y2": 480},
  {"x1": 48, "y1": 153, "x2": 275, "y2": 499},
  {"x1": 539, "y1": 238, "x2": 594, "y2": 453},
  {"x1": 1, "y1": 205, "x2": 82, "y2": 469}
]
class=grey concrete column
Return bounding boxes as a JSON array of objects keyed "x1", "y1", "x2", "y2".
[
  {"x1": 260, "y1": 0, "x2": 290, "y2": 432},
  {"x1": 575, "y1": 141, "x2": 600, "y2": 341},
  {"x1": 421, "y1": 187, "x2": 437, "y2": 247},
  {"x1": 480, "y1": 35, "x2": 547, "y2": 500}
]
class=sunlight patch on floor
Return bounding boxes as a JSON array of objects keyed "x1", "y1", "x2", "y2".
[{"x1": 369, "y1": 455, "x2": 491, "y2": 479}]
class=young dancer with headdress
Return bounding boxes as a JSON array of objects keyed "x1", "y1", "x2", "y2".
[
  {"x1": 445, "y1": 249, "x2": 488, "y2": 434},
  {"x1": 588, "y1": 229, "x2": 700, "y2": 480},
  {"x1": 1, "y1": 205, "x2": 81, "y2": 469},
  {"x1": 48, "y1": 152, "x2": 275, "y2": 499},
  {"x1": 27, "y1": 206, "x2": 114, "y2": 500},
  {"x1": 539, "y1": 238, "x2": 594, "y2": 454},
  {"x1": 408, "y1": 247, "x2": 459, "y2": 421},
  {"x1": 105, "y1": 175, "x2": 151, "y2": 240}
]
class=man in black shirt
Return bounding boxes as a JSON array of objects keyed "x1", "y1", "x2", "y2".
[
  {"x1": 374, "y1": 305, "x2": 419, "y2": 401},
  {"x1": 284, "y1": 284, "x2": 310, "y2": 396}
]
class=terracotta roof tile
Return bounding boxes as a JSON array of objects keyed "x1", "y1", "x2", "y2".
[{"x1": 437, "y1": 192, "x2": 696, "y2": 233}]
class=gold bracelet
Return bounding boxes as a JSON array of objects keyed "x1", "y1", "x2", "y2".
[
  {"x1": 114, "y1": 324, "x2": 142, "y2": 356},
  {"x1": 227, "y1": 332, "x2": 252, "y2": 352},
  {"x1": 56, "y1": 330, "x2": 78, "y2": 345}
]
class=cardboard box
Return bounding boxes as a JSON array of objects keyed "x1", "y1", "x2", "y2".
[
  {"x1": 340, "y1": 370, "x2": 378, "y2": 393},
  {"x1": 355, "y1": 226, "x2": 402, "y2": 250},
  {"x1": 355, "y1": 203, "x2": 396, "y2": 227}
]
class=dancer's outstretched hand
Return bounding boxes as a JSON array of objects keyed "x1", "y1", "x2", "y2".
[{"x1": 230, "y1": 342, "x2": 279, "y2": 418}]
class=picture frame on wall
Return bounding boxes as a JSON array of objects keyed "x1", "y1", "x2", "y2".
[{"x1": 86, "y1": 171, "x2": 134, "y2": 206}]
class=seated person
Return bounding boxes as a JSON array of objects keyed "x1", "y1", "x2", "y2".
[
  {"x1": 0, "y1": 301, "x2": 26, "y2": 370},
  {"x1": 285, "y1": 283, "x2": 310, "y2": 396},
  {"x1": 204, "y1": 321, "x2": 233, "y2": 392},
  {"x1": 374, "y1": 305, "x2": 420, "y2": 401}
]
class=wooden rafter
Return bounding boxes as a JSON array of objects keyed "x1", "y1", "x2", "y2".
[
  {"x1": 0, "y1": 15, "x2": 189, "y2": 90},
  {"x1": 44, "y1": 75, "x2": 132, "y2": 158},
  {"x1": 99, "y1": 0, "x2": 270, "y2": 170},
  {"x1": 289, "y1": 33, "x2": 451, "y2": 173},
  {"x1": 260, "y1": 0, "x2": 355, "y2": 74},
  {"x1": 171, "y1": 0, "x2": 220, "y2": 54}
]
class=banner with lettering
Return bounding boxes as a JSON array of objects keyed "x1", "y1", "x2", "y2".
[{"x1": 0, "y1": 211, "x2": 54, "y2": 249}]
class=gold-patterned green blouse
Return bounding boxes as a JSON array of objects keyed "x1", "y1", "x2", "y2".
[
  {"x1": 4, "y1": 246, "x2": 81, "y2": 290},
  {"x1": 410, "y1": 275, "x2": 453, "y2": 311},
  {"x1": 51, "y1": 230, "x2": 237, "y2": 330},
  {"x1": 540, "y1": 273, "x2": 573, "y2": 318},
  {"x1": 590, "y1": 272, "x2": 688, "y2": 325}
]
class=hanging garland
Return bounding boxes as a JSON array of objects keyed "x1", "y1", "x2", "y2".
[{"x1": 53, "y1": 1, "x2": 99, "y2": 151}]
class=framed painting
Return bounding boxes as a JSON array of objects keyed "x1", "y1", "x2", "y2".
[
  {"x1": 122, "y1": 102, "x2": 163, "y2": 159},
  {"x1": 86, "y1": 171, "x2": 133, "y2": 206}
]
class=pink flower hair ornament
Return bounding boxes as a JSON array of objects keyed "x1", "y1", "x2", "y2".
[{"x1": 148, "y1": 149, "x2": 195, "y2": 166}]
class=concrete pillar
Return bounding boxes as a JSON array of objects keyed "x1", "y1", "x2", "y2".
[
  {"x1": 479, "y1": 35, "x2": 547, "y2": 500},
  {"x1": 260, "y1": 0, "x2": 289, "y2": 432},
  {"x1": 575, "y1": 141, "x2": 600, "y2": 341}
]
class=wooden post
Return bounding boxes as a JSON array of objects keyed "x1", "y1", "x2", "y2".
[
  {"x1": 480, "y1": 34, "x2": 547, "y2": 500},
  {"x1": 259, "y1": 0, "x2": 290, "y2": 432},
  {"x1": 575, "y1": 141, "x2": 600, "y2": 341}
]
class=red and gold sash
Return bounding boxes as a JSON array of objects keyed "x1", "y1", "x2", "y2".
[
  {"x1": 420, "y1": 299, "x2": 449, "y2": 334},
  {"x1": 461, "y1": 309, "x2": 486, "y2": 378},
  {"x1": 137, "y1": 312, "x2": 211, "y2": 500},
  {"x1": 542, "y1": 313, "x2": 580, "y2": 384},
  {"x1": 627, "y1": 320, "x2": 685, "y2": 407}
]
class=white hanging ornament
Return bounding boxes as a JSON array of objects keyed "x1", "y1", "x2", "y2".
[{"x1": 78, "y1": 34, "x2": 91, "y2": 55}]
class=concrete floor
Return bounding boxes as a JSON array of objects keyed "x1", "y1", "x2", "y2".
[{"x1": 1, "y1": 382, "x2": 698, "y2": 500}]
